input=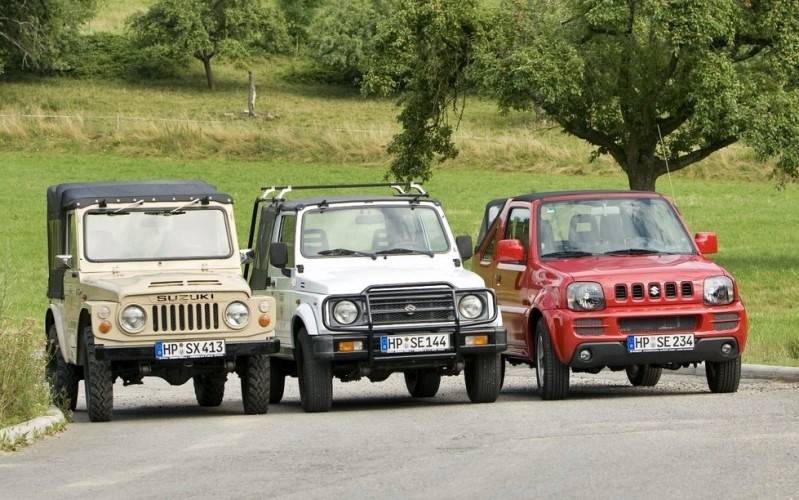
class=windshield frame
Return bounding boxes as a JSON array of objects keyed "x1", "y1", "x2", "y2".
[
  {"x1": 82, "y1": 206, "x2": 234, "y2": 262},
  {"x1": 299, "y1": 204, "x2": 451, "y2": 259},
  {"x1": 536, "y1": 196, "x2": 696, "y2": 260}
]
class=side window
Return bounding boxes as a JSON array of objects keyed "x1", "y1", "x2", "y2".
[
  {"x1": 504, "y1": 207, "x2": 530, "y2": 256},
  {"x1": 278, "y1": 214, "x2": 297, "y2": 269}
]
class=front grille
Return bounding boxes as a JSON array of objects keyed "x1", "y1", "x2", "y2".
[
  {"x1": 367, "y1": 288, "x2": 456, "y2": 326},
  {"x1": 151, "y1": 303, "x2": 220, "y2": 332},
  {"x1": 615, "y1": 281, "x2": 695, "y2": 302},
  {"x1": 618, "y1": 316, "x2": 697, "y2": 334}
]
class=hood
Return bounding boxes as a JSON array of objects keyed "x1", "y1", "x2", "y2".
[
  {"x1": 293, "y1": 263, "x2": 486, "y2": 295},
  {"x1": 79, "y1": 271, "x2": 250, "y2": 302},
  {"x1": 545, "y1": 254, "x2": 728, "y2": 282}
]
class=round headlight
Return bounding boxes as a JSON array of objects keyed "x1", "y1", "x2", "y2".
[
  {"x1": 333, "y1": 300, "x2": 359, "y2": 325},
  {"x1": 704, "y1": 276, "x2": 734, "y2": 305},
  {"x1": 120, "y1": 305, "x2": 146, "y2": 333},
  {"x1": 458, "y1": 294, "x2": 484, "y2": 319},
  {"x1": 567, "y1": 282, "x2": 605, "y2": 311},
  {"x1": 225, "y1": 301, "x2": 250, "y2": 329}
]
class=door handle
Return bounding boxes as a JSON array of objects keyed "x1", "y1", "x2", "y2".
[{"x1": 494, "y1": 274, "x2": 501, "y2": 285}]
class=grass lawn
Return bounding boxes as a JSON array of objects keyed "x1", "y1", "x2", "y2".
[{"x1": 1, "y1": 151, "x2": 797, "y2": 370}]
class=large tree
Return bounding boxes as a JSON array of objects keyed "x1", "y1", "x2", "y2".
[
  {"x1": 128, "y1": 0, "x2": 290, "y2": 90},
  {"x1": 365, "y1": 0, "x2": 799, "y2": 192},
  {"x1": 0, "y1": 0, "x2": 96, "y2": 73}
]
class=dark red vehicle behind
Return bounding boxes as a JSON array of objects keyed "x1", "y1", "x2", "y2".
[{"x1": 474, "y1": 190, "x2": 748, "y2": 400}]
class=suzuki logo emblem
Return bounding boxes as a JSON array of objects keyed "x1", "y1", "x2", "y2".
[
  {"x1": 404, "y1": 304, "x2": 417, "y2": 315},
  {"x1": 649, "y1": 284, "x2": 661, "y2": 297}
]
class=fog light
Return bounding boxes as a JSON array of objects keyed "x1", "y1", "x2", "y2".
[
  {"x1": 579, "y1": 349, "x2": 592, "y2": 362},
  {"x1": 338, "y1": 341, "x2": 363, "y2": 352},
  {"x1": 721, "y1": 342, "x2": 733, "y2": 355},
  {"x1": 465, "y1": 335, "x2": 489, "y2": 346},
  {"x1": 258, "y1": 314, "x2": 271, "y2": 328},
  {"x1": 98, "y1": 321, "x2": 112, "y2": 334}
]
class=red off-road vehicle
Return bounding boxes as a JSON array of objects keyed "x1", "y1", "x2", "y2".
[{"x1": 474, "y1": 190, "x2": 748, "y2": 399}]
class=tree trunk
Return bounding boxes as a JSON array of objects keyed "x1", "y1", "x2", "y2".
[
  {"x1": 248, "y1": 71, "x2": 256, "y2": 117},
  {"x1": 626, "y1": 159, "x2": 661, "y2": 192},
  {"x1": 201, "y1": 56, "x2": 215, "y2": 90}
]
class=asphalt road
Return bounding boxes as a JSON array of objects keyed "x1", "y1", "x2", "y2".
[{"x1": 1, "y1": 365, "x2": 798, "y2": 499}]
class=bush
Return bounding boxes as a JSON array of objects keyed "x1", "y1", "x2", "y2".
[
  {"x1": 0, "y1": 283, "x2": 50, "y2": 430},
  {"x1": 63, "y1": 33, "x2": 187, "y2": 80}
]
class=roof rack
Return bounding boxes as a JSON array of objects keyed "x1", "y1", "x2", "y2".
[{"x1": 257, "y1": 182, "x2": 427, "y2": 201}]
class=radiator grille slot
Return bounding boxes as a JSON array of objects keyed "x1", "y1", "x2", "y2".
[
  {"x1": 152, "y1": 303, "x2": 220, "y2": 332},
  {"x1": 618, "y1": 316, "x2": 697, "y2": 334}
]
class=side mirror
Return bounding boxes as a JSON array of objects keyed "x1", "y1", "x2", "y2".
[
  {"x1": 269, "y1": 242, "x2": 289, "y2": 268},
  {"x1": 455, "y1": 235, "x2": 473, "y2": 261},
  {"x1": 695, "y1": 232, "x2": 718, "y2": 254},
  {"x1": 54, "y1": 254, "x2": 73, "y2": 270},
  {"x1": 239, "y1": 248, "x2": 255, "y2": 265},
  {"x1": 497, "y1": 239, "x2": 525, "y2": 263}
]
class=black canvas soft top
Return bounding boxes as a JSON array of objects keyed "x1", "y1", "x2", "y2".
[{"x1": 46, "y1": 180, "x2": 231, "y2": 219}]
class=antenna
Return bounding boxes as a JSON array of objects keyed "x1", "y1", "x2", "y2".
[{"x1": 657, "y1": 124, "x2": 677, "y2": 204}]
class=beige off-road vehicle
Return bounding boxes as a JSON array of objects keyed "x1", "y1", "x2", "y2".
[{"x1": 45, "y1": 180, "x2": 279, "y2": 421}]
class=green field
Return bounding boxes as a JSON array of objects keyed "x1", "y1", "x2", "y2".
[
  {"x1": 1, "y1": 6, "x2": 798, "y2": 430},
  {"x1": 2, "y1": 150, "x2": 798, "y2": 370}
]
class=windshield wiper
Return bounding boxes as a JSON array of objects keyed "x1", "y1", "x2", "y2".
[
  {"x1": 604, "y1": 248, "x2": 663, "y2": 255},
  {"x1": 541, "y1": 250, "x2": 595, "y2": 259},
  {"x1": 317, "y1": 248, "x2": 377, "y2": 260},
  {"x1": 375, "y1": 247, "x2": 434, "y2": 258}
]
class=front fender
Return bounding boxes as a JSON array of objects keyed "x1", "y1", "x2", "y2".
[
  {"x1": 47, "y1": 304, "x2": 78, "y2": 364},
  {"x1": 293, "y1": 302, "x2": 321, "y2": 337}
]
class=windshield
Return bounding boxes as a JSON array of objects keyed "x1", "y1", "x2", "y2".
[
  {"x1": 538, "y1": 197, "x2": 695, "y2": 259},
  {"x1": 84, "y1": 208, "x2": 232, "y2": 261},
  {"x1": 301, "y1": 205, "x2": 450, "y2": 257}
]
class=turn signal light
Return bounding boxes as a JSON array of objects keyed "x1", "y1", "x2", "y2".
[
  {"x1": 258, "y1": 315, "x2": 271, "y2": 328},
  {"x1": 465, "y1": 335, "x2": 489, "y2": 346},
  {"x1": 98, "y1": 321, "x2": 112, "y2": 334},
  {"x1": 337, "y1": 341, "x2": 363, "y2": 352}
]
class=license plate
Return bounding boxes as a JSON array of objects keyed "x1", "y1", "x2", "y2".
[
  {"x1": 627, "y1": 334, "x2": 694, "y2": 353},
  {"x1": 155, "y1": 339, "x2": 226, "y2": 359},
  {"x1": 380, "y1": 334, "x2": 449, "y2": 353}
]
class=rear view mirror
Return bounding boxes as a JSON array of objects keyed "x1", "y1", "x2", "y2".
[
  {"x1": 497, "y1": 239, "x2": 525, "y2": 263},
  {"x1": 240, "y1": 248, "x2": 255, "y2": 265},
  {"x1": 695, "y1": 232, "x2": 718, "y2": 254},
  {"x1": 455, "y1": 235, "x2": 473, "y2": 261},
  {"x1": 54, "y1": 254, "x2": 73, "y2": 270}
]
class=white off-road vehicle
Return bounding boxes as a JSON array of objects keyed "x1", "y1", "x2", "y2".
[
  {"x1": 45, "y1": 180, "x2": 278, "y2": 421},
  {"x1": 244, "y1": 183, "x2": 507, "y2": 412}
]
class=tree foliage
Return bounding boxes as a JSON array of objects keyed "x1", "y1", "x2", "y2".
[
  {"x1": 305, "y1": 0, "x2": 392, "y2": 85},
  {"x1": 276, "y1": 0, "x2": 326, "y2": 48},
  {"x1": 366, "y1": 0, "x2": 799, "y2": 191},
  {"x1": 0, "y1": 0, "x2": 96, "y2": 74},
  {"x1": 128, "y1": 0, "x2": 290, "y2": 90},
  {"x1": 362, "y1": 0, "x2": 483, "y2": 182}
]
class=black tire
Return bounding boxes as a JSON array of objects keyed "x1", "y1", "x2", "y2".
[
  {"x1": 626, "y1": 364, "x2": 663, "y2": 387},
  {"x1": 296, "y1": 329, "x2": 333, "y2": 413},
  {"x1": 534, "y1": 319, "x2": 569, "y2": 400},
  {"x1": 241, "y1": 355, "x2": 270, "y2": 415},
  {"x1": 404, "y1": 370, "x2": 441, "y2": 398},
  {"x1": 193, "y1": 373, "x2": 226, "y2": 407},
  {"x1": 269, "y1": 357, "x2": 286, "y2": 404},
  {"x1": 465, "y1": 353, "x2": 502, "y2": 403},
  {"x1": 82, "y1": 325, "x2": 113, "y2": 422},
  {"x1": 46, "y1": 325, "x2": 80, "y2": 411},
  {"x1": 499, "y1": 358, "x2": 506, "y2": 390},
  {"x1": 706, "y1": 357, "x2": 741, "y2": 393}
]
